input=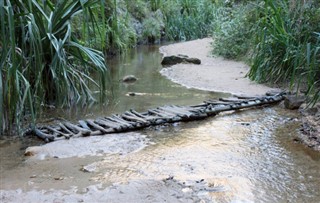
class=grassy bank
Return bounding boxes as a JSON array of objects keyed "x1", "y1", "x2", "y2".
[{"x1": 211, "y1": 0, "x2": 320, "y2": 105}]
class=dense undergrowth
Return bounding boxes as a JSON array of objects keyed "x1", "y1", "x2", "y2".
[
  {"x1": 212, "y1": 0, "x2": 320, "y2": 106},
  {"x1": 1, "y1": 0, "x2": 319, "y2": 135}
]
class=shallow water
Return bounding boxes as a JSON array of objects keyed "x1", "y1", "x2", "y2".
[{"x1": 1, "y1": 45, "x2": 320, "y2": 202}]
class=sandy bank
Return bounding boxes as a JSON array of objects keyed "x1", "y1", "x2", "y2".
[{"x1": 160, "y1": 38, "x2": 279, "y2": 96}]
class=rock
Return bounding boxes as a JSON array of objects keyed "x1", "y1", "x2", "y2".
[
  {"x1": 81, "y1": 163, "x2": 97, "y2": 173},
  {"x1": 161, "y1": 55, "x2": 201, "y2": 66},
  {"x1": 122, "y1": 75, "x2": 137, "y2": 83},
  {"x1": 284, "y1": 95, "x2": 305, "y2": 110}
]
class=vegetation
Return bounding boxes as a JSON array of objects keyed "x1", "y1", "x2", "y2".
[
  {"x1": 249, "y1": 0, "x2": 320, "y2": 106},
  {"x1": 0, "y1": 0, "x2": 107, "y2": 134},
  {"x1": 1, "y1": 0, "x2": 319, "y2": 135},
  {"x1": 212, "y1": 0, "x2": 320, "y2": 105}
]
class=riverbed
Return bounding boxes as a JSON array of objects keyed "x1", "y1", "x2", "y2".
[{"x1": 1, "y1": 40, "x2": 319, "y2": 202}]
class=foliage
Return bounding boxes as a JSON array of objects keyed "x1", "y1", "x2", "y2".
[
  {"x1": 105, "y1": 0, "x2": 137, "y2": 54},
  {"x1": 211, "y1": 3, "x2": 255, "y2": 59},
  {"x1": 0, "y1": 0, "x2": 107, "y2": 134},
  {"x1": 142, "y1": 10, "x2": 164, "y2": 43},
  {"x1": 248, "y1": 0, "x2": 320, "y2": 104},
  {"x1": 162, "y1": 0, "x2": 215, "y2": 41}
]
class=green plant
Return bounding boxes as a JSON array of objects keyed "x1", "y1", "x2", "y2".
[
  {"x1": 0, "y1": 0, "x2": 107, "y2": 134},
  {"x1": 106, "y1": 0, "x2": 137, "y2": 54},
  {"x1": 142, "y1": 9, "x2": 164, "y2": 43},
  {"x1": 163, "y1": 0, "x2": 215, "y2": 41},
  {"x1": 248, "y1": 0, "x2": 320, "y2": 104},
  {"x1": 211, "y1": 4, "x2": 254, "y2": 59}
]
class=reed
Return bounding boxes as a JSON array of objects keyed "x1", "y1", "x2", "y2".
[
  {"x1": 248, "y1": 0, "x2": 320, "y2": 104},
  {"x1": 163, "y1": 0, "x2": 215, "y2": 41},
  {"x1": 0, "y1": 0, "x2": 108, "y2": 134}
]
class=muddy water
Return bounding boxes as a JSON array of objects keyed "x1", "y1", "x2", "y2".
[{"x1": 1, "y1": 46, "x2": 320, "y2": 202}]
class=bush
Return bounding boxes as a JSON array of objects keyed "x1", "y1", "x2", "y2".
[
  {"x1": 211, "y1": 4, "x2": 254, "y2": 59},
  {"x1": 162, "y1": 0, "x2": 215, "y2": 41},
  {"x1": 248, "y1": 0, "x2": 320, "y2": 104},
  {"x1": 0, "y1": 0, "x2": 107, "y2": 134}
]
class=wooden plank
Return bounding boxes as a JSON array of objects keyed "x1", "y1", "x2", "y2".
[
  {"x1": 159, "y1": 106, "x2": 193, "y2": 118},
  {"x1": 96, "y1": 118, "x2": 122, "y2": 130},
  {"x1": 79, "y1": 120, "x2": 91, "y2": 130},
  {"x1": 34, "y1": 128, "x2": 55, "y2": 142},
  {"x1": 86, "y1": 119, "x2": 112, "y2": 134},
  {"x1": 45, "y1": 125, "x2": 71, "y2": 139},
  {"x1": 64, "y1": 121, "x2": 91, "y2": 136},
  {"x1": 123, "y1": 111, "x2": 148, "y2": 123},
  {"x1": 29, "y1": 93, "x2": 285, "y2": 142}
]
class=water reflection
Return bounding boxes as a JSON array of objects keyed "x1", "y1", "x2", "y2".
[{"x1": 38, "y1": 45, "x2": 227, "y2": 123}]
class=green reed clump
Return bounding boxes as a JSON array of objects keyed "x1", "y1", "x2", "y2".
[
  {"x1": 211, "y1": 3, "x2": 255, "y2": 59},
  {"x1": 142, "y1": 10, "x2": 164, "y2": 43},
  {"x1": 248, "y1": 0, "x2": 320, "y2": 104},
  {"x1": 0, "y1": 0, "x2": 107, "y2": 134},
  {"x1": 163, "y1": 0, "x2": 215, "y2": 41},
  {"x1": 104, "y1": 0, "x2": 137, "y2": 54}
]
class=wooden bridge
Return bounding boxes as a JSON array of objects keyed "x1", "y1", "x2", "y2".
[{"x1": 30, "y1": 93, "x2": 285, "y2": 142}]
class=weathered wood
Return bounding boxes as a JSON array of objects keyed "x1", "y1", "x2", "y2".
[
  {"x1": 34, "y1": 128, "x2": 54, "y2": 142},
  {"x1": 122, "y1": 112, "x2": 149, "y2": 123},
  {"x1": 29, "y1": 93, "x2": 285, "y2": 142},
  {"x1": 96, "y1": 118, "x2": 122, "y2": 130},
  {"x1": 79, "y1": 120, "x2": 91, "y2": 130},
  {"x1": 45, "y1": 125, "x2": 71, "y2": 139},
  {"x1": 86, "y1": 119, "x2": 112, "y2": 134},
  {"x1": 64, "y1": 121, "x2": 91, "y2": 136}
]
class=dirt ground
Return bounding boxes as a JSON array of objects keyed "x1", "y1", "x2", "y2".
[{"x1": 160, "y1": 38, "x2": 320, "y2": 151}]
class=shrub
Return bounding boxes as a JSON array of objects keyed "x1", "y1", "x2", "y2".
[
  {"x1": 211, "y1": 4, "x2": 254, "y2": 59},
  {"x1": 248, "y1": 0, "x2": 320, "y2": 104},
  {"x1": 0, "y1": 0, "x2": 107, "y2": 134}
]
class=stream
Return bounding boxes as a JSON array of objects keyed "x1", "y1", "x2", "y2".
[{"x1": 1, "y1": 45, "x2": 320, "y2": 203}]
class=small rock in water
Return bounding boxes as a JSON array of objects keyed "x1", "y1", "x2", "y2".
[
  {"x1": 81, "y1": 164, "x2": 97, "y2": 173},
  {"x1": 284, "y1": 95, "x2": 305, "y2": 110},
  {"x1": 122, "y1": 75, "x2": 137, "y2": 83}
]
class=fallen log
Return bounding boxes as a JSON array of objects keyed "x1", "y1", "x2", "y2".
[{"x1": 28, "y1": 93, "x2": 285, "y2": 142}]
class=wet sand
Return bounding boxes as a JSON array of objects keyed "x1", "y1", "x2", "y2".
[{"x1": 160, "y1": 38, "x2": 279, "y2": 96}]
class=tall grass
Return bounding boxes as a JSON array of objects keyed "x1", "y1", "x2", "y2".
[
  {"x1": 211, "y1": 0, "x2": 320, "y2": 104},
  {"x1": 211, "y1": 3, "x2": 255, "y2": 59},
  {"x1": 248, "y1": 0, "x2": 320, "y2": 104},
  {"x1": 163, "y1": 0, "x2": 215, "y2": 41},
  {"x1": 0, "y1": 0, "x2": 108, "y2": 134}
]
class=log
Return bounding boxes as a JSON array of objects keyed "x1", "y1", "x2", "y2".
[
  {"x1": 34, "y1": 128, "x2": 54, "y2": 142},
  {"x1": 45, "y1": 126, "x2": 71, "y2": 139},
  {"x1": 123, "y1": 111, "x2": 149, "y2": 123},
  {"x1": 79, "y1": 120, "x2": 91, "y2": 130},
  {"x1": 29, "y1": 93, "x2": 285, "y2": 142},
  {"x1": 86, "y1": 119, "x2": 113, "y2": 134},
  {"x1": 64, "y1": 121, "x2": 91, "y2": 136},
  {"x1": 58, "y1": 123, "x2": 79, "y2": 137},
  {"x1": 96, "y1": 118, "x2": 122, "y2": 130},
  {"x1": 159, "y1": 106, "x2": 193, "y2": 118},
  {"x1": 130, "y1": 109, "x2": 160, "y2": 122}
]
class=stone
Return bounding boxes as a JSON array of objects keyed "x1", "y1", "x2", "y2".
[
  {"x1": 161, "y1": 55, "x2": 201, "y2": 66},
  {"x1": 122, "y1": 75, "x2": 137, "y2": 83},
  {"x1": 284, "y1": 95, "x2": 305, "y2": 110}
]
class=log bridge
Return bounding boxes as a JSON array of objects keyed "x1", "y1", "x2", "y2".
[{"x1": 31, "y1": 93, "x2": 285, "y2": 142}]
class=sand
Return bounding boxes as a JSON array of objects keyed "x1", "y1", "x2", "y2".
[{"x1": 160, "y1": 38, "x2": 279, "y2": 96}]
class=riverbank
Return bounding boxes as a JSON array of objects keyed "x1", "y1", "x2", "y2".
[
  {"x1": 160, "y1": 38, "x2": 320, "y2": 151},
  {"x1": 160, "y1": 38, "x2": 279, "y2": 96}
]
